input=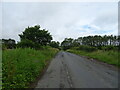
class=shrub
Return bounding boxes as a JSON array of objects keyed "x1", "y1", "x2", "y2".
[
  {"x1": 101, "y1": 45, "x2": 116, "y2": 51},
  {"x1": 17, "y1": 39, "x2": 44, "y2": 50},
  {"x1": 77, "y1": 45, "x2": 97, "y2": 52},
  {"x1": 17, "y1": 39, "x2": 35, "y2": 48}
]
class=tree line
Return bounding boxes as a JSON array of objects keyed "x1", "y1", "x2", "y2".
[
  {"x1": 1, "y1": 25, "x2": 120, "y2": 51},
  {"x1": 61, "y1": 35, "x2": 120, "y2": 50}
]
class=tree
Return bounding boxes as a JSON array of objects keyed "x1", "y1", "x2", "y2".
[
  {"x1": 61, "y1": 38, "x2": 74, "y2": 50},
  {"x1": 72, "y1": 39, "x2": 80, "y2": 47},
  {"x1": 2, "y1": 38, "x2": 16, "y2": 49},
  {"x1": 61, "y1": 35, "x2": 119, "y2": 50},
  {"x1": 19, "y1": 25, "x2": 52, "y2": 46},
  {"x1": 49, "y1": 41, "x2": 59, "y2": 49}
]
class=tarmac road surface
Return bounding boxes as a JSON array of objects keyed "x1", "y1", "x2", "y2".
[{"x1": 35, "y1": 51, "x2": 118, "y2": 88}]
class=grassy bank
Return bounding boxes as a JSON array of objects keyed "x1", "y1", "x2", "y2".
[
  {"x1": 67, "y1": 49, "x2": 119, "y2": 67},
  {"x1": 2, "y1": 47, "x2": 58, "y2": 89}
]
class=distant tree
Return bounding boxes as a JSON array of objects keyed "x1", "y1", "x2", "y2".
[
  {"x1": 61, "y1": 35, "x2": 119, "y2": 50},
  {"x1": 49, "y1": 41, "x2": 59, "y2": 49},
  {"x1": 61, "y1": 38, "x2": 74, "y2": 50},
  {"x1": 77, "y1": 37, "x2": 83, "y2": 45},
  {"x1": 72, "y1": 39, "x2": 80, "y2": 47},
  {"x1": 19, "y1": 25, "x2": 52, "y2": 46},
  {"x1": 2, "y1": 38, "x2": 16, "y2": 49}
]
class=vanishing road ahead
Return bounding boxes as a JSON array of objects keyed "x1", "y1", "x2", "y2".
[{"x1": 35, "y1": 51, "x2": 118, "y2": 88}]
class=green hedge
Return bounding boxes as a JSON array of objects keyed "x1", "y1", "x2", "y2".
[{"x1": 76, "y1": 45, "x2": 98, "y2": 52}]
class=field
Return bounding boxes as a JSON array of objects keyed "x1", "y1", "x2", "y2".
[
  {"x1": 67, "y1": 49, "x2": 119, "y2": 67},
  {"x1": 2, "y1": 47, "x2": 58, "y2": 88}
]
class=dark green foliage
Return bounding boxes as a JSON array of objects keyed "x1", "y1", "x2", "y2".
[
  {"x1": 17, "y1": 39, "x2": 42, "y2": 50},
  {"x1": 101, "y1": 45, "x2": 117, "y2": 51},
  {"x1": 2, "y1": 39, "x2": 16, "y2": 49},
  {"x1": 80, "y1": 35, "x2": 118, "y2": 47},
  {"x1": 61, "y1": 38, "x2": 74, "y2": 50},
  {"x1": 19, "y1": 25, "x2": 52, "y2": 46},
  {"x1": 61, "y1": 35, "x2": 119, "y2": 51},
  {"x1": 76, "y1": 45, "x2": 97, "y2": 52},
  {"x1": 17, "y1": 39, "x2": 35, "y2": 48},
  {"x1": 49, "y1": 41, "x2": 60, "y2": 49}
]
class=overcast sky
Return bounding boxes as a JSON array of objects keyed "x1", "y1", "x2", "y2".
[{"x1": 1, "y1": 2, "x2": 118, "y2": 42}]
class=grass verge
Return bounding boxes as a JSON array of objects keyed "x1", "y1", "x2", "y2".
[
  {"x1": 2, "y1": 47, "x2": 59, "y2": 89},
  {"x1": 67, "y1": 49, "x2": 119, "y2": 67}
]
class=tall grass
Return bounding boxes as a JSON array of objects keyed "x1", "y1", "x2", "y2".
[
  {"x1": 67, "y1": 49, "x2": 119, "y2": 67},
  {"x1": 2, "y1": 47, "x2": 58, "y2": 88}
]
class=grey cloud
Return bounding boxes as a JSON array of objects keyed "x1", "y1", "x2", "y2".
[{"x1": 2, "y1": 2, "x2": 118, "y2": 42}]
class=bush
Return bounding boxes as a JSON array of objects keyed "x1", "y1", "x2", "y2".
[
  {"x1": 76, "y1": 45, "x2": 97, "y2": 52},
  {"x1": 101, "y1": 46, "x2": 116, "y2": 51},
  {"x1": 17, "y1": 39, "x2": 44, "y2": 50},
  {"x1": 17, "y1": 39, "x2": 35, "y2": 48}
]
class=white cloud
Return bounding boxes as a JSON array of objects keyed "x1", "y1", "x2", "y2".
[{"x1": 1, "y1": 2, "x2": 118, "y2": 42}]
